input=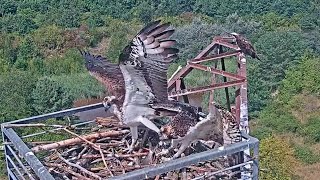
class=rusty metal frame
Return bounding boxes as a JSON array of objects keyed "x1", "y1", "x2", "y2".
[
  {"x1": 168, "y1": 36, "x2": 248, "y2": 127},
  {"x1": 167, "y1": 35, "x2": 251, "y2": 179}
]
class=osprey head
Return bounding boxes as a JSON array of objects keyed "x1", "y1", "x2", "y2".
[
  {"x1": 103, "y1": 96, "x2": 117, "y2": 111},
  {"x1": 229, "y1": 32, "x2": 239, "y2": 37}
]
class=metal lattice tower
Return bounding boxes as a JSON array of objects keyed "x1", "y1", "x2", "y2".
[{"x1": 167, "y1": 35, "x2": 251, "y2": 178}]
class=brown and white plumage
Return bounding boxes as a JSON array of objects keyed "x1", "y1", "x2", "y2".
[
  {"x1": 80, "y1": 21, "x2": 203, "y2": 152},
  {"x1": 161, "y1": 102, "x2": 224, "y2": 159},
  {"x1": 161, "y1": 102, "x2": 242, "y2": 159},
  {"x1": 230, "y1": 33, "x2": 261, "y2": 60},
  {"x1": 117, "y1": 20, "x2": 184, "y2": 151}
]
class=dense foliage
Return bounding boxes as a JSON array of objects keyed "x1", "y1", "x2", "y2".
[
  {"x1": 259, "y1": 136, "x2": 297, "y2": 180},
  {"x1": 31, "y1": 77, "x2": 73, "y2": 114},
  {"x1": 0, "y1": 0, "x2": 319, "y2": 178}
]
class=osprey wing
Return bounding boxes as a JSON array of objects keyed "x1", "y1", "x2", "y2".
[
  {"x1": 79, "y1": 50, "x2": 125, "y2": 104},
  {"x1": 120, "y1": 20, "x2": 178, "y2": 102}
]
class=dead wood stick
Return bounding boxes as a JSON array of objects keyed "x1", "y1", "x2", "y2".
[
  {"x1": 51, "y1": 169, "x2": 71, "y2": 180},
  {"x1": 62, "y1": 128, "x2": 110, "y2": 154},
  {"x1": 57, "y1": 152, "x2": 102, "y2": 180},
  {"x1": 92, "y1": 165, "x2": 150, "y2": 172},
  {"x1": 96, "y1": 142, "x2": 125, "y2": 148},
  {"x1": 189, "y1": 165, "x2": 210, "y2": 172},
  {"x1": 32, "y1": 130, "x2": 129, "y2": 153},
  {"x1": 81, "y1": 152, "x2": 149, "y2": 159},
  {"x1": 27, "y1": 141, "x2": 56, "y2": 145},
  {"x1": 154, "y1": 175, "x2": 161, "y2": 180},
  {"x1": 45, "y1": 162, "x2": 91, "y2": 180},
  {"x1": 77, "y1": 146, "x2": 89, "y2": 159},
  {"x1": 99, "y1": 148, "x2": 113, "y2": 177},
  {"x1": 4, "y1": 123, "x2": 65, "y2": 128}
]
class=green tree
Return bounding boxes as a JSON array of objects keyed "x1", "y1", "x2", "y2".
[
  {"x1": 32, "y1": 25, "x2": 65, "y2": 52},
  {"x1": 260, "y1": 136, "x2": 297, "y2": 179},
  {"x1": 249, "y1": 31, "x2": 311, "y2": 112},
  {"x1": 31, "y1": 77, "x2": 73, "y2": 114},
  {"x1": 0, "y1": 71, "x2": 37, "y2": 122}
]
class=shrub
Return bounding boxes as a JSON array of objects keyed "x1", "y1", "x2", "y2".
[
  {"x1": 0, "y1": 71, "x2": 37, "y2": 122},
  {"x1": 260, "y1": 136, "x2": 297, "y2": 179},
  {"x1": 31, "y1": 76, "x2": 73, "y2": 114},
  {"x1": 294, "y1": 145, "x2": 320, "y2": 164}
]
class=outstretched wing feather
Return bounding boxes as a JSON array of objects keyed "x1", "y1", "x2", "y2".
[{"x1": 79, "y1": 50, "x2": 125, "y2": 103}]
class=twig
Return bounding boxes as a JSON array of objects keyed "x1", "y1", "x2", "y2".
[
  {"x1": 27, "y1": 141, "x2": 56, "y2": 145},
  {"x1": 81, "y1": 152, "x2": 149, "y2": 159},
  {"x1": 92, "y1": 165, "x2": 150, "y2": 172},
  {"x1": 78, "y1": 146, "x2": 89, "y2": 159},
  {"x1": 62, "y1": 128, "x2": 108, "y2": 153},
  {"x1": 189, "y1": 165, "x2": 211, "y2": 173},
  {"x1": 56, "y1": 152, "x2": 102, "y2": 180},
  {"x1": 154, "y1": 175, "x2": 161, "y2": 180},
  {"x1": 32, "y1": 129, "x2": 129, "y2": 152},
  {"x1": 45, "y1": 162, "x2": 91, "y2": 180},
  {"x1": 96, "y1": 142, "x2": 125, "y2": 148},
  {"x1": 4, "y1": 123, "x2": 65, "y2": 128},
  {"x1": 99, "y1": 147, "x2": 113, "y2": 177}
]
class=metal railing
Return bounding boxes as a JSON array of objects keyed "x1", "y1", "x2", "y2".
[{"x1": 1, "y1": 103, "x2": 259, "y2": 180}]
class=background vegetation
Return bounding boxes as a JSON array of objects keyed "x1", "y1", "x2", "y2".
[{"x1": 0, "y1": 0, "x2": 319, "y2": 179}]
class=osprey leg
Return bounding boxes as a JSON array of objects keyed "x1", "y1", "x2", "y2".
[
  {"x1": 172, "y1": 139, "x2": 192, "y2": 159},
  {"x1": 126, "y1": 126, "x2": 139, "y2": 153}
]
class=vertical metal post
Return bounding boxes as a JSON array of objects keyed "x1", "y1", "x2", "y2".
[
  {"x1": 219, "y1": 45, "x2": 231, "y2": 111},
  {"x1": 252, "y1": 141, "x2": 260, "y2": 180},
  {"x1": 238, "y1": 53, "x2": 251, "y2": 179},
  {"x1": 2, "y1": 125, "x2": 14, "y2": 180},
  {"x1": 238, "y1": 53, "x2": 249, "y2": 133},
  {"x1": 175, "y1": 79, "x2": 182, "y2": 101},
  {"x1": 180, "y1": 79, "x2": 189, "y2": 103}
]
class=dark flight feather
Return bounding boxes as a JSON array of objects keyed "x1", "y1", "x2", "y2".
[{"x1": 79, "y1": 50, "x2": 125, "y2": 105}]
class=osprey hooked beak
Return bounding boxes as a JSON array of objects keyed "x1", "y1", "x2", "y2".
[{"x1": 103, "y1": 96, "x2": 117, "y2": 111}]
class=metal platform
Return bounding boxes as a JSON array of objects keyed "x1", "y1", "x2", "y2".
[
  {"x1": 1, "y1": 103, "x2": 259, "y2": 180},
  {"x1": 1, "y1": 35, "x2": 259, "y2": 179}
]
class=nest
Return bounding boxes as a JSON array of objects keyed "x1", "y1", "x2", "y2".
[{"x1": 19, "y1": 117, "x2": 241, "y2": 179}]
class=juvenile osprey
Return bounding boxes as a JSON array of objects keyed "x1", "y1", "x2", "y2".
[
  {"x1": 161, "y1": 102, "x2": 224, "y2": 159},
  {"x1": 230, "y1": 33, "x2": 261, "y2": 60},
  {"x1": 80, "y1": 20, "x2": 203, "y2": 151},
  {"x1": 161, "y1": 102, "x2": 241, "y2": 159}
]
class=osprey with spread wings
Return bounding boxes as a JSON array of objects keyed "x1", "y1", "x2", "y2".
[{"x1": 80, "y1": 20, "x2": 202, "y2": 151}]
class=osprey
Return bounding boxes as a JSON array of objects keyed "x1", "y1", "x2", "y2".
[
  {"x1": 230, "y1": 33, "x2": 261, "y2": 60},
  {"x1": 80, "y1": 20, "x2": 203, "y2": 151},
  {"x1": 161, "y1": 102, "x2": 224, "y2": 159},
  {"x1": 161, "y1": 102, "x2": 241, "y2": 159}
]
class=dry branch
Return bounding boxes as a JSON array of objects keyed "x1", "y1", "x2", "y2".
[
  {"x1": 81, "y1": 152, "x2": 149, "y2": 159},
  {"x1": 32, "y1": 130, "x2": 129, "y2": 153},
  {"x1": 45, "y1": 162, "x2": 91, "y2": 180},
  {"x1": 4, "y1": 123, "x2": 65, "y2": 128},
  {"x1": 57, "y1": 152, "x2": 102, "y2": 180}
]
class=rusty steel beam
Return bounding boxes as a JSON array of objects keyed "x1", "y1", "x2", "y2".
[
  {"x1": 195, "y1": 43, "x2": 218, "y2": 59},
  {"x1": 168, "y1": 79, "x2": 245, "y2": 98},
  {"x1": 188, "y1": 63, "x2": 245, "y2": 80},
  {"x1": 190, "y1": 50, "x2": 240, "y2": 64},
  {"x1": 168, "y1": 41, "x2": 219, "y2": 90},
  {"x1": 215, "y1": 39, "x2": 239, "y2": 50},
  {"x1": 168, "y1": 64, "x2": 193, "y2": 91}
]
